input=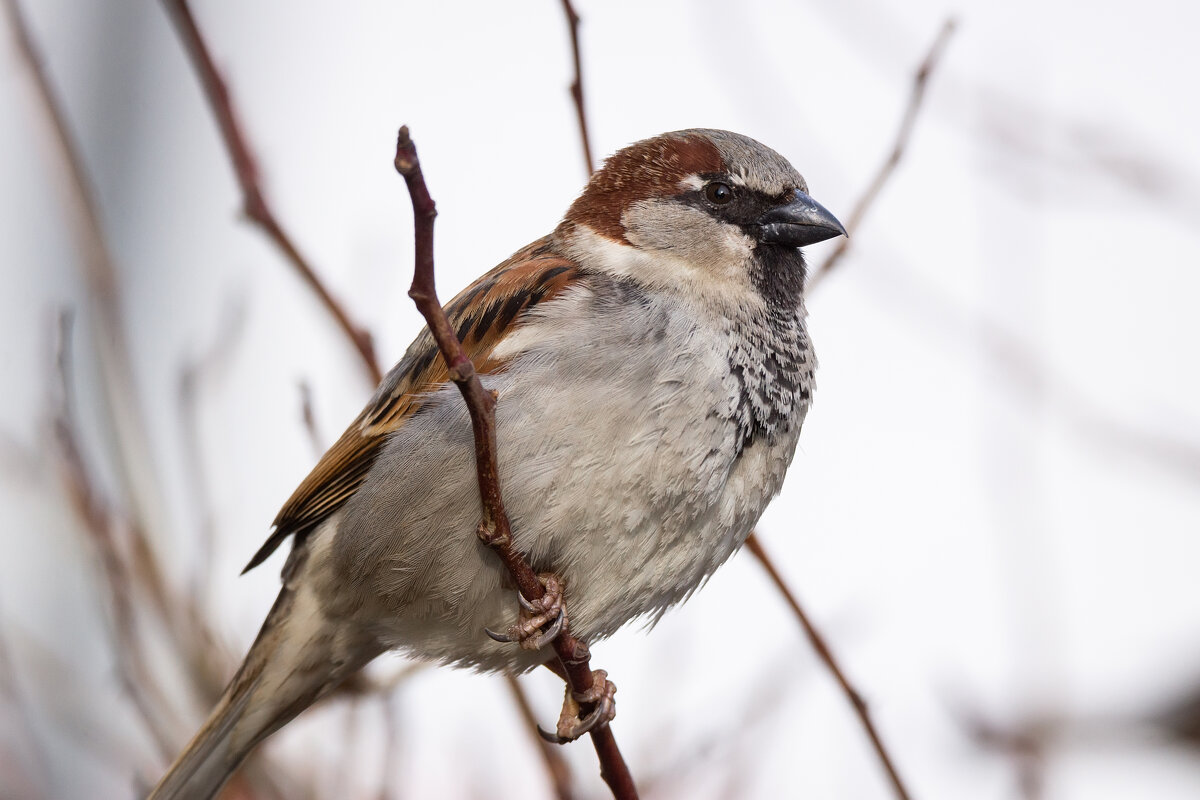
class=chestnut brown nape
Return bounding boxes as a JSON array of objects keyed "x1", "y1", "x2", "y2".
[{"x1": 563, "y1": 132, "x2": 725, "y2": 241}]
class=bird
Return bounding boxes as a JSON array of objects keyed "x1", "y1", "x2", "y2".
[{"x1": 149, "y1": 128, "x2": 845, "y2": 799}]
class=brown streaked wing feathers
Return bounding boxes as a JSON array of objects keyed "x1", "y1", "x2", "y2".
[{"x1": 242, "y1": 236, "x2": 583, "y2": 573}]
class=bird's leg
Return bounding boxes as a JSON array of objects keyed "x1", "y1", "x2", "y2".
[
  {"x1": 538, "y1": 668, "x2": 617, "y2": 744},
  {"x1": 487, "y1": 575, "x2": 616, "y2": 741},
  {"x1": 485, "y1": 573, "x2": 567, "y2": 650}
]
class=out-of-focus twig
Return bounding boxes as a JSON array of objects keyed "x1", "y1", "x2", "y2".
[
  {"x1": 0, "y1": 609, "x2": 52, "y2": 797},
  {"x1": 745, "y1": 534, "x2": 912, "y2": 800},
  {"x1": 161, "y1": 0, "x2": 383, "y2": 386},
  {"x1": 9, "y1": 3, "x2": 284, "y2": 788},
  {"x1": 3, "y1": 0, "x2": 171, "y2": 570},
  {"x1": 394, "y1": 126, "x2": 637, "y2": 800},
  {"x1": 49, "y1": 313, "x2": 178, "y2": 761},
  {"x1": 298, "y1": 380, "x2": 326, "y2": 458},
  {"x1": 809, "y1": 18, "x2": 956, "y2": 290},
  {"x1": 639, "y1": 656, "x2": 803, "y2": 796},
  {"x1": 178, "y1": 296, "x2": 247, "y2": 621},
  {"x1": 558, "y1": 0, "x2": 594, "y2": 176},
  {"x1": 962, "y1": 711, "x2": 1048, "y2": 800},
  {"x1": 506, "y1": 675, "x2": 578, "y2": 800}
]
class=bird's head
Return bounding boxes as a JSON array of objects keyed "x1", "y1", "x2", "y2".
[{"x1": 557, "y1": 129, "x2": 845, "y2": 308}]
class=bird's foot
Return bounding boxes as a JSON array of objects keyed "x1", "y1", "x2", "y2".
[
  {"x1": 485, "y1": 573, "x2": 567, "y2": 651},
  {"x1": 538, "y1": 669, "x2": 617, "y2": 743}
]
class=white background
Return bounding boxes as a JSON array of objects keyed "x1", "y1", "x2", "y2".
[{"x1": 2, "y1": 1, "x2": 1199, "y2": 798}]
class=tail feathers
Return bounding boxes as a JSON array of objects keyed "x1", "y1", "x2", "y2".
[
  {"x1": 146, "y1": 676, "x2": 258, "y2": 800},
  {"x1": 149, "y1": 577, "x2": 381, "y2": 800}
]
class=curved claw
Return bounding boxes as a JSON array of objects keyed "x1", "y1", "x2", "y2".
[
  {"x1": 537, "y1": 725, "x2": 565, "y2": 745},
  {"x1": 570, "y1": 701, "x2": 612, "y2": 739},
  {"x1": 539, "y1": 700, "x2": 611, "y2": 744},
  {"x1": 485, "y1": 627, "x2": 514, "y2": 643},
  {"x1": 517, "y1": 591, "x2": 539, "y2": 613},
  {"x1": 538, "y1": 608, "x2": 565, "y2": 645}
]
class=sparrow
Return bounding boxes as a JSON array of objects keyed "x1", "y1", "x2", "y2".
[{"x1": 150, "y1": 128, "x2": 845, "y2": 799}]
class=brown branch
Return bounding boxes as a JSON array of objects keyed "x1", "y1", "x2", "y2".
[
  {"x1": 505, "y1": 675, "x2": 578, "y2": 800},
  {"x1": 744, "y1": 534, "x2": 912, "y2": 800},
  {"x1": 559, "y1": 0, "x2": 594, "y2": 176},
  {"x1": 160, "y1": 0, "x2": 382, "y2": 385},
  {"x1": 393, "y1": 126, "x2": 637, "y2": 800},
  {"x1": 809, "y1": 18, "x2": 956, "y2": 291}
]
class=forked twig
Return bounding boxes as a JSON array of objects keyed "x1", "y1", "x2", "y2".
[
  {"x1": 559, "y1": 0, "x2": 594, "y2": 176},
  {"x1": 809, "y1": 18, "x2": 957, "y2": 290},
  {"x1": 394, "y1": 126, "x2": 637, "y2": 800},
  {"x1": 161, "y1": 0, "x2": 383, "y2": 385},
  {"x1": 745, "y1": 535, "x2": 911, "y2": 800}
]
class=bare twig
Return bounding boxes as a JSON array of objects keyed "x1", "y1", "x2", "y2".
[
  {"x1": 809, "y1": 18, "x2": 957, "y2": 290},
  {"x1": 394, "y1": 126, "x2": 637, "y2": 800},
  {"x1": 558, "y1": 0, "x2": 594, "y2": 176},
  {"x1": 160, "y1": 0, "x2": 382, "y2": 385},
  {"x1": 745, "y1": 535, "x2": 912, "y2": 800}
]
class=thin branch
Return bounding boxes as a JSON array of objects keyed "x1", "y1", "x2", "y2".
[
  {"x1": 393, "y1": 126, "x2": 637, "y2": 800},
  {"x1": 809, "y1": 18, "x2": 956, "y2": 290},
  {"x1": 744, "y1": 534, "x2": 913, "y2": 800},
  {"x1": 558, "y1": 0, "x2": 594, "y2": 176},
  {"x1": 505, "y1": 675, "x2": 578, "y2": 800},
  {"x1": 160, "y1": 0, "x2": 383, "y2": 385}
]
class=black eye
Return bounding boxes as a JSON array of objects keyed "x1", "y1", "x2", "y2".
[{"x1": 704, "y1": 181, "x2": 733, "y2": 205}]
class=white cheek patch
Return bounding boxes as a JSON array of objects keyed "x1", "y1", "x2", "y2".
[{"x1": 563, "y1": 224, "x2": 763, "y2": 316}]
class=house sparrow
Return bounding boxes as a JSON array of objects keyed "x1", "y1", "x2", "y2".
[{"x1": 150, "y1": 128, "x2": 844, "y2": 799}]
